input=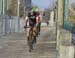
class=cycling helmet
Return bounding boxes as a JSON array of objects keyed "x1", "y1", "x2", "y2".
[{"x1": 32, "y1": 7, "x2": 39, "y2": 12}]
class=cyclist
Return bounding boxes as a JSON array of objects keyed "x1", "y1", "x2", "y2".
[
  {"x1": 36, "y1": 11, "x2": 42, "y2": 35},
  {"x1": 24, "y1": 10, "x2": 39, "y2": 44},
  {"x1": 32, "y1": 8, "x2": 42, "y2": 35}
]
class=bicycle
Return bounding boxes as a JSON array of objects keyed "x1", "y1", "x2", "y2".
[{"x1": 28, "y1": 26, "x2": 37, "y2": 52}]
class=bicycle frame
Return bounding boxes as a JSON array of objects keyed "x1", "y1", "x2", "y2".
[{"x1": 28, "y1": 27, "x2": 34, "y2": 52}]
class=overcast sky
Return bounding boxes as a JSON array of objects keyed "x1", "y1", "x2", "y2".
[
  {"x1": 32, "y1": 0, "x2": 56, "y2": 9},
  {"x1": 32, "y1": 0, "x2": 75, "y2": 9},
  {"x1": 69, "y1": 0, "x2": 75, "y2": 4}
]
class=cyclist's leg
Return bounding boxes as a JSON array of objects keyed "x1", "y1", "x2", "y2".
[
  {"x1": 36, "y1": 25, "x2": 39, "y2": 36},
  {"x1": 27, "y1": 27, "x2": 33, "y2": 52},
  {"x1": 32, "y1": 26, "x2": 37, "y2": 43},
  {"x1": 32, "y1": 24, "x2": 36, "y2": 35},
  {"x1": 39, "y1": 22, "x2": 41, "y2": 33},
  {"x1": 26, "y1": 28, "x2": 30, "y2": 44},
  {"x1": 37, "y1": 23, "x2": 40, "y2": 35}
]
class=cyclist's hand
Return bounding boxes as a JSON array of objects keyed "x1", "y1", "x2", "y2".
[{"x1": 24, "y1": 26, "x2": 26, "y2": 29}]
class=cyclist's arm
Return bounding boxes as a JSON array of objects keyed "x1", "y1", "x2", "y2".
[
  {"x1": 36, "y1": 17, "x2": 39, "y2": 26},
  {"x1": 24, "y1": 16, "x2": 28, "y2": 27}
]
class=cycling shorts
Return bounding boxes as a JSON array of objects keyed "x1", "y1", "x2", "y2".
[{"x1": 29, "y1": 21, "x2": 36, "y2": 27}]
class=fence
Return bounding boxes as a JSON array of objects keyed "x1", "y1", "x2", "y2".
[{"x1": 0, "y1": 16, "x2": 25, "y2": 36}]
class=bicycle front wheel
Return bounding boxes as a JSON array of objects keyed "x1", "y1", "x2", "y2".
[{"x1": 28, "y1": 30, "x2": 33, "y2": 52}]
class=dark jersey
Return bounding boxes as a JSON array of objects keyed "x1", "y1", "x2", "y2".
[{"x1": 28, "y1": 13, "x2": 36, "y2": 26}]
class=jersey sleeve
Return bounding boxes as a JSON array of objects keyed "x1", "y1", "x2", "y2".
[{"x1": 24, "y1": 16, "x2": 28, "y2": 26}]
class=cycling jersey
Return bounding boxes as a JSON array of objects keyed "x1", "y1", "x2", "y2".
[{"x1": 28, "y1": 13, "x2": 36, "y2": 26}]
